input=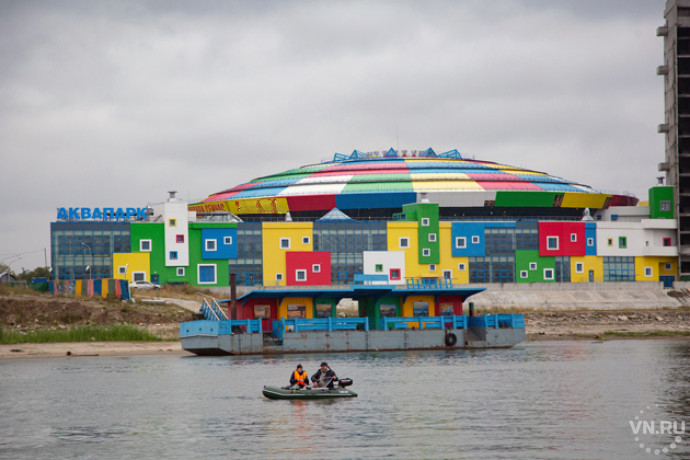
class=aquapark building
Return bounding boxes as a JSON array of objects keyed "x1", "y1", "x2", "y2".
[{"x1": 51, "y1": 148, "x2": 678, "y2": 295}]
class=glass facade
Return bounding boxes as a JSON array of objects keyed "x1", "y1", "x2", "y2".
[
  {"x1": 228, "y1": 222, "x2": 263, "y2": 286},
  {"x1": 603, "y1": 256, "x2": 635, "y2": 282},
  {"x1": 313, "y1": 221, "x2": 388, "y2": 284},
  {"x1": 51, "y1": 221, "x2": 130, "y2": 280}
]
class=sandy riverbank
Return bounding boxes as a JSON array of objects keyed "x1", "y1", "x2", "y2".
[{"x1": 0, "y1": 341, "x2": 185, "y2": 359}]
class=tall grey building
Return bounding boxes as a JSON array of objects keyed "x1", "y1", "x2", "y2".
[{"x1": 659, "y1": 0, "x2": 690, "y2": 278}]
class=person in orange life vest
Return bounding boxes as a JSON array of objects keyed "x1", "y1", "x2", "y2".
[{"x1": 289, "y1": 364, "x2": 309, "y2": 389}]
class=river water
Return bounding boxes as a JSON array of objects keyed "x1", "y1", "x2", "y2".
[{"x1": 1, "y1": 339, "x2": 689, "y2": 459}]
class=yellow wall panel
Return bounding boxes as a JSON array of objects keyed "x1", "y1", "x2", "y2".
[
  {"x1": 262, "y1": 223, "x2": 313, "y2": 287},
  {"x1": 570, "y1": 256, "x2": 604, "y2": 283},
  {"x1": 278, "y1": 297, "x2": 314, "y2": 320},
  {"x1": 227, "y1": 197, "x2": 290, "y2": 215},
  {"x1": 112, "y1": 252, "x2": 151, "y2": 282},
  {"x1": 561, "y1": 192, "x2": 609, "y2": 209}
]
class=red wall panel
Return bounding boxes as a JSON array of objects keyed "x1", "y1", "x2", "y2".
[{"x1": 286, "y1": 252, "x2": 331, "y2": 286}]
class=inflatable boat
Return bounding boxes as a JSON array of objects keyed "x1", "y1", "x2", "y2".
[{"x1": 262, "y1": 379, "x2": 357, "y2": 400}]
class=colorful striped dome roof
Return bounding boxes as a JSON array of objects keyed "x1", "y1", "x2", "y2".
[{"x1": 190, "y1": 149, "x2": 636, "y2": 217}]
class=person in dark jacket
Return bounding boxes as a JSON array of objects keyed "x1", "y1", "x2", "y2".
[
  {"x1": 311, "y1": 362, "x2": 337, "y2": 389},
  {"x1": 289, "y1": 364, "x2": 309, "y2": 389}
]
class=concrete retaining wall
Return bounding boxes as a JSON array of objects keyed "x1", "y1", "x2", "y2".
[{"x1": 468, "y1": 282, "x2": 690, "y2": 311}]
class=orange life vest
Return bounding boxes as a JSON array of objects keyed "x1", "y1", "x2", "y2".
[{"x1": 293, "y1": 369, "x2": 308, "y2": 386}]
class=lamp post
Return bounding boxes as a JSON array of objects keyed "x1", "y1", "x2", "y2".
[
  {"x1": 0, "y1": 255, "x2": 22, "y2": 281},
  {"x1": 81, "y1": 243, "x2": 92, "y2": 279}
]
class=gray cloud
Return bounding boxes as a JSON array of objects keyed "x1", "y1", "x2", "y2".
[{"x1": 0, "y1": 0, "x2": 667, "y2": 269}]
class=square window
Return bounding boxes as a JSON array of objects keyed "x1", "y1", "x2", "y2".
[
  {"x1": 421, "y1": 218, "x2": 430, "y2": 227},
  {"x1": 663, "y1": 237, "x2": 672, "y2": 247},
  {"x1": 399, "y1": 237, "x2": 409, "y2": 249},
  {"x1": 529, "y1": 262, "x2": 537, "y2": 271},
  {"x1": 547, "y1": 236, "x2": 559, "y2": 250},
  {"x1": 205, "y1": 239, "x2": 217, "y2": 251},
  {"x1": 544, "y1": 268, "x2": 554, "y2": 280},
  {"x1": 302, "y1": 236, "x2": 310, "y2": 245},
  {"x1": 140, "y1": 240, "x2": 152, "y2": 252},
  {"x1": 570, "y1": 233, "x2": 577, "y2": 242},
  {"x1": 520, "y1": 270, "x2": 528, "y2": 279},
  {"x1": 442, "y1": 270, "x2": 452, "y2": 279},
  {"x1": 177, "y1": 267, "x2": 185, "y2": 276},
  {"x1": 644, "y1": 267, "x2": 653, "y2": 277},
  {"x1": 390, "y1": 268, "x2": 401, "y2": 280},
  {"x1": 575, "y1": 262, "x2": 584, "y2": 273},
  {"x1": 176, "y1": 234, "x2": 184, "y2": 243},
  {"x1": 665, "y1": 263, "x2": 672, "y2": 270},
  {"x1": 428, "y1": 233, "x2": 437, "y2": 242},
  {"x1": 429, "y1": 264, "x2": 436, "y2": 271},
  {"x1": 375, "y1": 264, "x2": 383, "y2": 273},
  {"x1": 312, "y1": 264, "x2": 321, "y2": 273},
  {"x1": 296, "y1": 269, "x2": 307, "y2": 281},
  {"x1": 169, "y1": 218, "x2": 176, "y2": 227},
  {"x1": 224, "y1": 236, "x2": 233, "y2": 245},
  {"x1": 422, "y1": 248, "x2": 431, "y2": 257},
  {"x1": 471, "y1": 235, "x2": 480, "y2": 244},
  {"x1": 458, "y1": 263, "x2": 466, "y2": 271},
  {"x1": 118, "y1": 266, "x2": 127, "y2": 275},
  {"x1": 456, "y1": 237, "x2": 466, "y2": 248},
  {"x1": 587, "y1": 237, "x2": 594, "y2": 246},
  {"x1": 198, "y1": 264, "x2": 216, "y2": 284},
  {"x1": 276, "y1": 273, "x2": 283, "y2": 281},
  {"x1": 660, "y1": 200, "x2": 671, "y2": 211},
  {"x1": 280, "y1": 238, "x2": 291, "y2": 249},
  {"x1": 170, "y1": 251, "x2": 178, "y2": 260},
  {"x1": 619, "y1": 237, "x2": 627, "y2": 249}
]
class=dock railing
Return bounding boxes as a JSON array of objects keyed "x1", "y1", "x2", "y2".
[
  {"x1": 380, "y1": 315, "x2": 468, "y2": 330},
  {"x1": 198, "y1": 297, "x2": 228, "y2": 321},
  {"x1": 468, "y1": 314, "x2": 525, "y2": 329},
  {"x1": 274, "y1": 317, "x2": 370, "y2": 336}
]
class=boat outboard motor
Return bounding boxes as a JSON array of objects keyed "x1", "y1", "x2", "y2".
[{"x1": 337, "y1": 378, "x2": 353, "y2": 388}]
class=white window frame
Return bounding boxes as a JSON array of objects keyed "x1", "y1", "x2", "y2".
[
  {"x1": 118, "y1": 266, "x2": 127, "y2": 275},
  {"x1": 302, "y1": 236, "x2": 310, "y2": 245},
  {"x1": 205, "y1": 239, "x2": 217, "y2": 251},
  {"x1": 547, "y1": 236, "x2": 559, "y2": 250},
  {"x1": 224, "y1": 236, "x2": 233, "y2": 245},
  {"x1": 312, "y1": 264, "x2": 321, "y2": 273},
  {"x1": 456, "y1": 237, "x2": 466, "y2": 249},
  {"x1": 587, "y1": 237, "x2": 594, "y2": 246},
  {"x1": 428, "y1": 233, "x2": 437, "y2": 242},
  {"x1": 429, "y1": 264, "x2": 436, "y2": 271},
  {"x1": 140, "y1": 239, "x2": 152, "y2": 252},
  {"x1": 295, "y1": 269, "x2": 307, "y2": 281},
  {"x1": 520, "y1": 270, "x2": 528, "y2": 279},
  {"x1": 442, "y1": 269, "x2": 452, "y2": 279},
  {"x1": 276, "y1": 273, "x2": 283, "y2": 281},
  {"x1": 575, "y1": 262, "x2": 584, "y2": 274},
  {"x1": 665, "y1": 263, "x2": 672, "y2": 270},
  {"x1": 644, "y1": 266, "x2": 653, "y2": 277},
  {"x1": 458, "y1": 263, "x2": 466, "y2": 271},
  {"x1": 422, "y1": 248, "x2": 431, "y2": 257},
  {"x1": 399, "y1": 237, "x2": 409, "y2": 249},
  {"x1": 529, "y1": 262, "x2": 537, "y2": 271},
  {"x1": 471, "y1": 235, "x2": 480, "y2": 244},
  {"x1": 197, "y1": 264, "x2": 217, "y2": 285},
  {"x1": 176, "y1": 267, "x2": 185, "y2": 277},
  {"x1": 132, "y1": 271, "x2": 146, "y2": 282},
  {"x1": 421, "y1": 218, "x2": 430, "y2": 227},
  {"x1": 570, "y1": 233, "x2": 577, "y2": 242},
  {"x1": 544, "y1": 268, "x2": 554, "y2": 280},
  {"x1": 280, "y1": 238, "x2": 291, "y2": 249}
]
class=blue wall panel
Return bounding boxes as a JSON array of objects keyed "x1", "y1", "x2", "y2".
[
  {"x1": 201, "y1": 228, "x2": 238, "y2": 259},
  {"x1": 451, "y1": 222, "x2": 486, "y2": 257}
]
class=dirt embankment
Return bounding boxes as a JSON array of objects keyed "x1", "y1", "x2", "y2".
[
  {"x1": 523, "y1": 308, "x2": 690, "y2": 340},
  {"x1": 0, "y1": 293, "x2": 194, "y2": 339}
]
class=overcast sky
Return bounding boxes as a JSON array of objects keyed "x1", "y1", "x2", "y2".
[{"x1": 0, "y1": 0, "x2": 669, "y2": 271}]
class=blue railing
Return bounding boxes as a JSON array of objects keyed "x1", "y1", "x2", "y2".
[
  {"x1": 274, "y1": 317, "x2": 370, "y2": 335},
  {"x1": 468, "y1": 314, "x2": 525, "y2": 329},
  {"x1": 404, "y1": 277, "x2": 453, "y2": 289},
  {"x1": 353, "y1": 274, "x2": 390, "y2": 285},
  {"x1": 380, "y1": 315, "x2": 468, "y2": 330},
  {"x1": 179, "y1": 319, "x2": 263, "y2": 337},
  {"x1": 199, "y1": 297, "x2": 228, "y2": 321}
]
